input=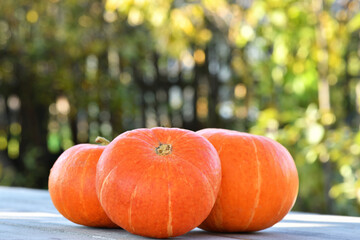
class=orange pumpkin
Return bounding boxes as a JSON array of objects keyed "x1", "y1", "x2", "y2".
[
  {"x1": 197, "y1": 129, "x2": 299, "y2": 232},
  {"x1": 96, "y1": 127, "x2": 221, "y2": 238},
  {"x1": 49, "y1": 144, "x2": 116, "y2": 227}
]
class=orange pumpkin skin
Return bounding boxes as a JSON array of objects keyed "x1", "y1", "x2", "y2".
[
  {"x1": 96, "y1": 127, "x2": 221, "y2": 238},
  {"x1": 197, "y1": 129, "x2": 299, "y2": 232},
  {"x1": 49, "y1": 144, "x2": 116, "y2": 228}
]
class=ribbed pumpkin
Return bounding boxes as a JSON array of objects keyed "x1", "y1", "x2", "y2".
[
  {"x1": 49, "y1": 144, "x2": 116, "y2": 227},
  {"x1": 197, "y1": 129, "x2": 299, "y2": 232},
  {"x1": 96, "y1": 127, "x2": 221, "y2": 238}
]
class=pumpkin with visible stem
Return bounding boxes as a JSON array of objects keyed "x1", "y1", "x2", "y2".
[
  {"x1": 48, "y1": 138, "x2": 117, "y2": 228},
  {"x1": 197, "y1": 128, "x2": 299, "y2": 232},
  {"x1": 96, "y1": 127, "x2": 222, "y2": 238}
]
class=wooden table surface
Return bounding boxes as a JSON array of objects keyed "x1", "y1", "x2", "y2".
[{"x1": 1, "y1": 186, "x2": 360, "y2": 240}]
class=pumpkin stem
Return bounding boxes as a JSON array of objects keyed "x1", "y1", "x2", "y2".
[
  {"x1": 95, "y1": 136, "x2": 111, "y2": 145},
  {"x1": 156, "y1": 143, "x2": 172, "y2": 156}
]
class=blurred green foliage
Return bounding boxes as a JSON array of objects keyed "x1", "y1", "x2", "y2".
[{"x1": 0, "y1": 0, "x2": 360, "y2": 216}]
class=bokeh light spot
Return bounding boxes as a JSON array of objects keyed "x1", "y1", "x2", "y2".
[
  {"x1": 234, "y1": 84, "x2": 247, "y2": 99},
  {"x1": 26, "y1": 10, "x2": 38, "y2": 23},
  {"x1": 56, "y1": 96, "x2": 70, "y2": 115},
  {"x1": 194, "y1": 49, "x2": 205, "y2": 65}
]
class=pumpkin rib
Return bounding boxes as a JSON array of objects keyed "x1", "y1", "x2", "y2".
[
  {"x1": 173, "y1": 163, "x2": 190, "y2": 186},
  {"x1": 266, "y1": 139, "x2": 287, "y2": 220},
  {"x1": 248, "y1": 136, "x2": 280, "y2": 230},
  {"x1": 128, "y1": 164, "x2": 156, "y2": 233},
  {"x1": 266, "y1": 138, "x2": 297, "y2": 228},
  {"x1": 118, "y1": 142, "x2": 156, "y2": 168},
  {"x1": 128, "y1": 186, "x2": 137, "y2": 233},
  {"x1": 267, "y1": 139, "x2": 293, "y2": 224},
  {"x1": 172, "y1": 146, "x2": 219, "y2": 189},
  {"x1": 166, "y1": 157, "x2": 217, "y2": 235},
  {"x1": 148, "y1": 128, "x2": 161, "y2": 142},
  {"x1": 78, "y1": 152, "x2": 92, "y2": 224},
  {"x1": 201, "y1": 133, "x2": 219, "y2": 147},
  {"x1": 118, "y1": 136, "x2": 155, "y2": 148},
  {"x1": 206, "y1": 136, "x2": 225, "y2": 231},
  {"x1": 266, "y1": 138, "x2": 293, "y2": 225},
  {"x1": 246, "y1": 136, "x2": 288, "y2": 231},
  {"x1": 216, "y1": 141, "x2": 225, "y2": 156},
  {"x1": 119, "y1": 129, "x2": 159, "y2": 147},
  {"x1": 174, "y1": 154, "x2": 216, "y2": 198},
  {"x1": 207, "y1": 133, "x2": 226, "y2": 156},
  {"x1": 282, "y1": 145, "x2": 299, "y2": 209},
  {"x1": 59, "y1": 146, "x2": 83, "y2": 221},
  {"x1": 97, "y1": 139, "x2": 156, "y2": 198},
  {"x1": 170, "y1": 131, "x2": 194, "y2": 146},
  {"x1": 200, "y1": 187, "x2": 224, "y2": 232},
  {"x1": 57, "y1": 151, "x2": 70, "y2": 220},
  {"x1": 99, "y1": 165, "x2": 120, "y2": 206},
  {"x1": 166, "y1": 161, "x2": 173, "y2": 237},
  {"x1": 243, "y1": 136, "x2": 262, "y2": 230},
  {"x1": 214, "y1": 190, "x2": 224, "y2": 231},
  {"x1": 141, "y1": 129, "x2": 161, "y2": 144},
  {"x1": 173, "y1": 153, "x2": 216, "y2": 204}
]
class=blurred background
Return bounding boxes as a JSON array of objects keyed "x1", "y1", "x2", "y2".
[{"x1": 0, "y1": 0, "x2": 360, "y2": 216}]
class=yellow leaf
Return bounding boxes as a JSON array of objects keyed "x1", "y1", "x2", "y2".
[{"x1": 348, "y1": 13, "x2": 360, "y2": 32}]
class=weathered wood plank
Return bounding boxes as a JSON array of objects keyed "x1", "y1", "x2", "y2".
[{"x1": 1, "y1": 186, "x2": 360, "y2": 240}]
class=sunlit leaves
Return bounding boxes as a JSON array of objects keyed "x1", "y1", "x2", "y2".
[{"x1": 347, "y1": 13, "x2": 360, "y2": 32}]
